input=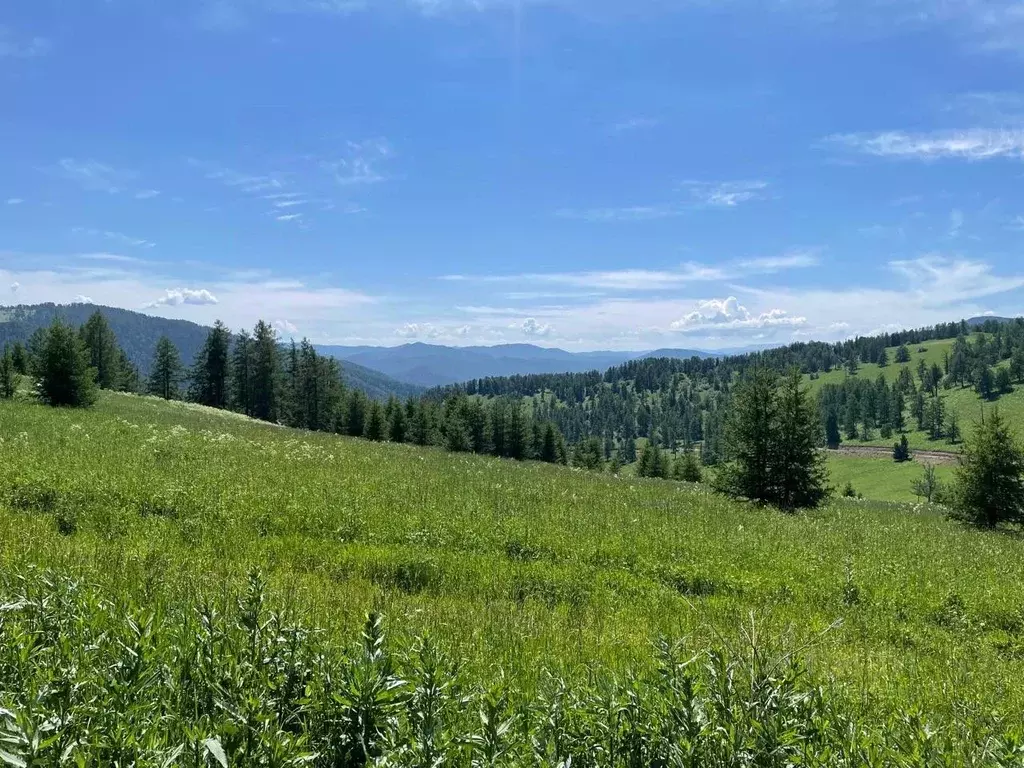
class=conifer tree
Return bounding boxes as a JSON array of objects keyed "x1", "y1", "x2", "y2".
[
  {"x1": 189, "y1": 320, "x2": 232, "y2": 409},
  {"x1": 824, "y1": 410, "x2": 842, "y2": 449},
  {"x1": 674, "y1": 451, "x2": 703, "y2": 483},
  {"x1": 895, "y1": 344, "x2": 911, "y2": 364},
  {"x1": 364, "y1": 400, "x2": 386, "y2": 442},
  {"x1": 148, "y1": 336, "x2": 183, "y2": 400},
  {"x1": 893, "y1": 434, "x2": 911, "y2": 463},
  {"x1": 79, "y1": 311, "x2": 122, "y2": 390},
  {"x1": 571, "y1": 435, "x2": 603, "y2": 469},
  {"x1": 773, "y1": 370, "x2": 829, "y2": 510},
  {"x1": 230, "y1": 330, "x2": 253, "y2": 415},
  {"x1": 31, "y1": 319, "x2": 98, "y2": 407},
  {"x1": 0, "y1": 346, "x2": 17, "y2": 399},
  {"x1": 387, "y1": 397, "x2": 408, "y2": 443},
  {"x1": 950, "y1": 409, "x2": 1024, "y2": 527},
  {"x1": 346, "y1": 390, "x2": 368, "y2": 438},
  {"x1": 10, "y1": 342, "x2": 28, "y2": 375},
  {"x1": 250, "y1": 321, "x2": 281, "y2": 422}
]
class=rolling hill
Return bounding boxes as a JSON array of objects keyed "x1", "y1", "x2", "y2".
[{"x1": 0, "y1": 303, "x2": 422, "y2": 401}]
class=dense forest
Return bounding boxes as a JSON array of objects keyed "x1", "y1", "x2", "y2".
[{"x1": 428, "y1": 318, "x2": 1024, "y2": 465}]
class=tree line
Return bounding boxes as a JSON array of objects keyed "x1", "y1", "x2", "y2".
[{"x1": 1, "y1": 313, "x2": 570, "y2": 468}]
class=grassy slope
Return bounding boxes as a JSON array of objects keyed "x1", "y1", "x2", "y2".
[
  {"x1": 826, "y1": 454, "x2": 955, "y2": 503},
  {"x1": 806, "y1": 336, "x2": 1024, "y2": 451},
  {"x1": 3, "y1": 392, "x2": 1024, "y2": 728}
]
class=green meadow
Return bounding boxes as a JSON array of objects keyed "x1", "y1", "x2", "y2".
[{"x1": 3, "y1": 391, "x2": 1024, "y2": 762}]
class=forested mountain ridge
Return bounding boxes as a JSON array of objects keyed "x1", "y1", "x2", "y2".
[
  {"x1": 316, "y1": 341, "x2": 716, "y2": 387},
  {"x1": 0, "y1": 303, "x2": 422, "y2": 400},
  {"x1": 427, "y1": 317, "x2": 1024, "y2": 466}
]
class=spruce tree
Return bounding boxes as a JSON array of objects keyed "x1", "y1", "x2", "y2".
[
  {"x1": 189, "y1": 320, "x2": 232, "y2": 409},
  {"x1": 364, "y1": 401, "x2": 386, "y2": 442},
  {"x1": 31, "y1": 319, "x2": 98, "y2": 407},
  {"x1": 250, "y1": 321, "x2": 281, "y2": 422},
  {"x1": 893, "y1": 434, "x2": 911, "y2": 463},
  {"x1": 674, "y1": 451, "x2": 703, "y2": 483},
  {"x1": 386, "y1": 397, "x2": 408, "y2": 443},
  {"x1": 230, "y1": 331, "x2": 254, "y2": 415},
  {"x1": 1012, "y1": 348, "x2": 1024, "y2": 384},
  {"x1": 876, "y1": 347, "x2": 889, "y2": 367},
  {"x1": 0, "y1": 347, "x2": 17, "y2": 399},
  {"x1": 895, "y1": 344, "x2": 911, "y2": 364},
  {"x1": 824, "y1": 410, "x2": 841, "y2": 449},
  {"x1": 996, "y1": 366, "x2": 1013, "y2": 395},
  {"x1": 773, "y1": 371, "x2": 829, "y2": 510},
  {"x1": 10, "y1": 342, "x2": 28, "y2": 375},
  {"x1": 79, "y1": 311, "x2": 122, "y2": 390},
  {"x1": 148, "y1": 336, "x2": 183, "y2": 400},
  {"x1": 976, "y1": 365, "x2": 995, "y2": 400},
  {"x1": 950, "y1": 409, "x2": 1024, "y2": 527},
  {"x1": 571, "y1": 435, "x2": 602, "y2": 469},
  {"x1": 718, "y1": 368, "x2": 778, "y2": 501},
  {"x1": 346, "y1": 390, "x2": 368, "y2": 437}
]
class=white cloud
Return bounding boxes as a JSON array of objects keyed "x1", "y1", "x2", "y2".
[
  {"x1": 72, "y1": 227, "x2": 155, "y2": 249},
  {"x1": 273, "y1": 318, "x2": 299, "y2": 335},
  {"x1": 517, "y1": 317, "x2": 553, "y2": 337},
  {"x1": 670, "y1": 297, "x2": 807, "y2": 333},
  {"x1": 10, "y1": 282, "x2": 20, "y2": 294},
  {"x1": 441, "y1": 252, "x2": 815, "y2": 292},
  {"x1": 0, "y1": 30, "x2": 51, "y2": 58},
  {"x1": 396, "y1": 322, "x2": 445, "y2": 339},
  {"x1": 555, "y1": 204, "x2": 684, "y2": 222},
  {"x1": 276, "y1": 213, "x2": 304, "y2": 222},
  {"x1": 135, "y1": 189, "x2": 161, "y2": 200},
  {"x1": 324, "y1": 138, "x2": 393, "y2": 186},
  {"x1": 679, "y1": 180, "x2": 770, "y2": 208},
  {"x1": 609, "y1": 117, "x2": 660, "y2": 134},
  {"x1": 144, "y1": 288, "x2": 220, "y2": 308},
  {"x1": 5, "y1": 198, "x2": 23, "y2": 205},
  {"x1": 827, "y1": 129, "x2": 1024, "y2": 161},
  {"x1": 73, "y1": 295, "x2": 94, "y2": 304},
  {"x1": 51, "y1": 159, "x2": 137, "y2": 194}
]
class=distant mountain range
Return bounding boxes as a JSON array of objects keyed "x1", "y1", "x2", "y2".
[
  {"x1": 316, "y1": 342, "x2": 719, "y2": 388},
  {"x1": 0, "y1": 303, "x2": 422, "y2": 401}
]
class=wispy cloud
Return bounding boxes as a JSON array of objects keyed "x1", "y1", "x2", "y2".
[
  {"x1": 49, "y1": 159, "x2": 138, "y2": 194},
  {"x1": 441, "y1": 251, "x2": 816, "y2": 292},
  {"x1": 135, "y1": 189, "x2": 161, "y2": 200},
  {"x1": 826, "y1": 129, "x2": 1024, "y2": 161},
  {"x1": 0, "y1": 28, "x2": 51, "y2": 58},
  {"x1": 5, "y1": 198, "x2": 23, "y2": 205},
  {"x1": 276, "y1": 213, "x2": 304, "y2": 222},
  {"x1": 144, "y1": 288, "x2": 220, "y2": 309},
  {"x1": 679, "y1": 180, "x2": 770, "y2": 207},
  {"x1": 72, "y1": 227, "x2": 155, "y2": 249},
  {"x1": 608, "y1": 117, "x2": 660, "y2": 135},
  {"x1": 555, "y1": 203, "x2": 684, "y2": 222},
  {"x1": 77, "y1": 253, "x2": 149, "y2": 265},
  {"x1": 948, "y1": 208, "x2": 965, "y2": 237},
  {"x1": 323, "y1": 139, "x2": 393, "y2": 186}
]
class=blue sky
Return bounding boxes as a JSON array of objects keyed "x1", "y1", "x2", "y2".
[{"x1": 3, "y1": 0, "x2": 1024, "y2": 350}]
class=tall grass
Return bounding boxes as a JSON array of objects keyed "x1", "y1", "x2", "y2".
[{"x1": 3, "y1": 393, "x2": 1024, "y2": 761}]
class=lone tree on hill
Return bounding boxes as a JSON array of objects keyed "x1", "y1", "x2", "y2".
[
  {"x1": 674, "y1": 450, "x2": 703, "y2": 483},
  {"x1": 895, "y1": 344, "x2": 912, "y2": 364},
  {"x1": 717, "y1": 368, "x2": 829, "y2": 510},
  {"x1": 950, "y1": 409, "x2": 1024, "y2": 528},
  {"x1": 148, "y1": 336, "x2": 184, "y2": 400},
  {"x1": 31, "y1": 319, "x2": 97, "y2": 408}
]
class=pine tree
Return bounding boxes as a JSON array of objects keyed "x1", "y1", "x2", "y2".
[
  {"x1": 386, "y1": 397, "x2": 408, "y2": 443},
  {"x1": 976, "y1": 365, "x2": 995, "y2": 400},
  {"x1": 1011, "y1": 347, "x2": 1024, "y2": 384},
  {"x1": 506, "y1": 404, "x2": 529, "y2": 461},
  {"x1": 0, "y1": 347, "x2": 17, "y2": 399},
  {"x1": 842, "y1": 400, "x2": 859, "y2": 441},
  {"x1": 773, "y1": 370, "x2": 829, "y2": 510},
  {"x1": 876, "y1": 347, "x2": 889, "y2": 367},
  {"x1": 230, "y1": 331, "x2": 253, "y2": 415},
  {"x1": 346, "y1": 390, "x2": 368, "y2": 437},
  {"x1": 895, "y1": 344, "x2": 911, "y2": 364},
  {"x1": 674, "y1": 451, "x2": 703, "y2": 483},
  {"x1": 364, "y1": 401, "x2": 385, "y2": 441},
  {"x1": 188, "y1": 320, "x2": 232, "y2": 409},
  {"x1": 950, "y1": 409, "x2": 1024, "y2": 527},
  {"x1": 996, "y1": 366, "x2": 1013, "y2": 395},
  {"x1": 946, "y1": 411, "x2": 961, "y2": 445},
  {"x1": 78, "y1": 311, "x2": 122, "y2": 390},
  {"x1": 9, "y1": 342, "x2": 28, "y2": 375},
  {"x1": 250, "y1": 321, "x2": 281, "y2": 422},
  {"x1": 893, "y1": 434, "x2": 911, "y2": 463},
  {"x1": 637, "y1": 441, "x2": 668, "y2": 478},
  {"x1": 31, "y1": 319, "x2": 98, "y2": 407},
  {"x1": 148, "y1": 336, "x2": 183, "y2": 400},
  {"x1": 571, "y1": 435, "x2": 603, "y2": 469},
  {"x1": 824, "y1": 410, "x2": 841, "y2": 449},
  {"x1": 718, "y1": 368, "x2": 778, "y2": 502},
  {"x1": 116, "y1": 348, "x2": 140, "y2": 393}
]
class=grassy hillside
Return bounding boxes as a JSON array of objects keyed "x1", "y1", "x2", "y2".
[
  {"x1": 807, "y1": 335, "x2": 1024, "y2": 451},
  {"x1": 3, "y1": 391, "x2": 1024, "y2": 760}
]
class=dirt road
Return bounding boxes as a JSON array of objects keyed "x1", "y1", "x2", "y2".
[{"x1": 828, "y1": 445, "x2": 960, "y2": 465}]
